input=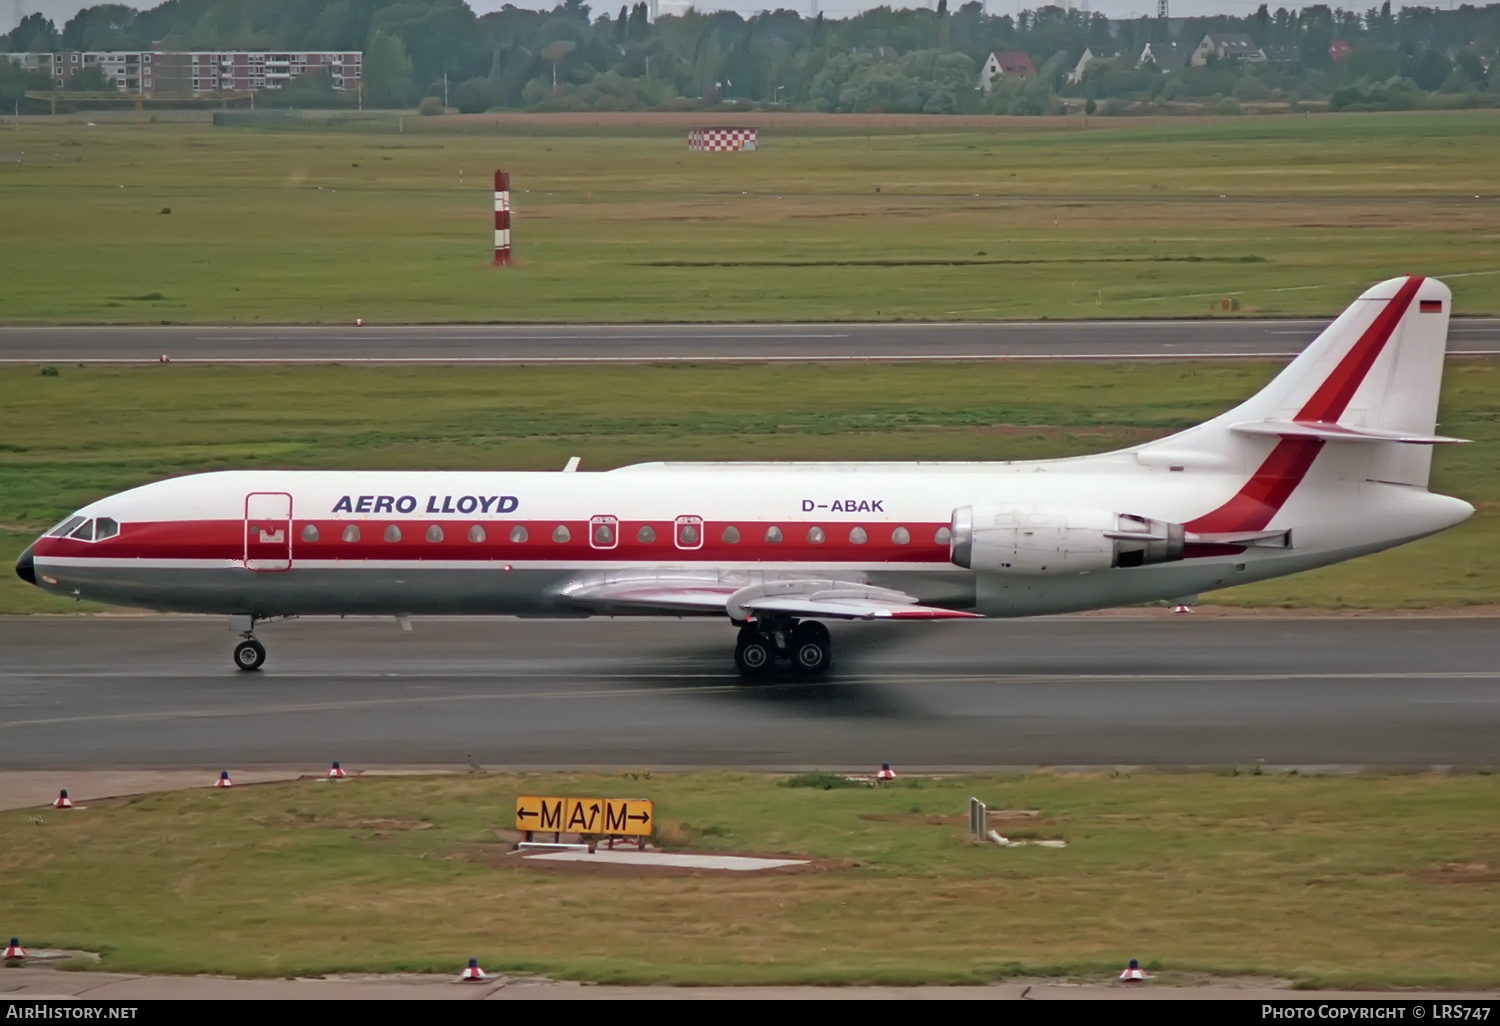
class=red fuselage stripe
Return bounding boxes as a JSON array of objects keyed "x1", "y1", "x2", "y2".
[{"x1": 32, "y1": 518, "x2": 956, "y2": 565}]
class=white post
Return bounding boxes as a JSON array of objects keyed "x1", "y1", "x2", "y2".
[{"x1": 969, "y1": 797, "x2": 986, "y2": 839}]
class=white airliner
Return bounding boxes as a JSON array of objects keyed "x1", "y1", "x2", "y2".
[{"x1": 15, "y1": 275, "x2": 1473, "y2": 677}]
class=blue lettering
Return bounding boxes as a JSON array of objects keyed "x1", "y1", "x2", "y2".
[
  {"x1": 479, "y1": 496, "x2": 498, "y2": 514},
  {"x1": 356, "y1": 495, "x2": 374, "y2": 513},
  {"x1": 857, "y1": 500, "x2": 871, "y2": 513},
  {"x1": 395, "y1": 496, "x2": 417, "y2": 514},
  {"x1": 802, "y1": 500, "x2": 815, "y2": 512},
  {"x1": 872, "y1": 500, "x2": 884, "y2": 513},
  {"x1": 426, "y1": 496, "x2": 441, "y2": 513},
  {"x1": 441, "y1": 495, "x2": 456, "y2": 514},
  {"x1": 831, "y1": 500, "x2": 844, "y2": 512},
  {"x1": 497, "y1": 496, "x2": 519, "y2": 514},
  {"x1": 457, "y1": 496, "x2": 478, "y2": 514},
  {"x1": 333, "y1": 496, "x2": 353, "y2": 513},
  {"x1": 374, "y1": 495, "x2": 394, "y2": 514}
]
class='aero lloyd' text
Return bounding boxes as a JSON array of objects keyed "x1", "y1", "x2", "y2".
[{"x1": 332, "y1": 495, "x2": 519, "y2": 515}]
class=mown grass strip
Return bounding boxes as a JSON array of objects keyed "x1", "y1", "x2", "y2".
[{"x1": 2, "y1": 771, "x2": 1495, "y2": 985}]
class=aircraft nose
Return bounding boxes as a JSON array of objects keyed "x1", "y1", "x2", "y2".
[{"x1": 15, "y1": 544, "x2": 36, "y2": 586}]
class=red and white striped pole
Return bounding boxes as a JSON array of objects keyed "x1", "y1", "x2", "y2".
[{"x1": 493, "y1": 169, "x2": 511, "y2": 267}]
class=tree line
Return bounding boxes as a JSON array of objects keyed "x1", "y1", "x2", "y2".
[{"x1": 2, "y1": 0, "x2": 1497, "y2": 114}]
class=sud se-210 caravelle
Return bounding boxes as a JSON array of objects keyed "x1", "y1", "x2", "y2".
[{"x1": 15, "y1": 276, "x2": 1475, "y2": 678}]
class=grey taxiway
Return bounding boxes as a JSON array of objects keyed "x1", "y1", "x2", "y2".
[
  {"x1": 2, "y1": 614, "x2": 1494, "y2": 769},
  {"x1": 2, "y1": 318, "x2": 1499, "y2": 364}
]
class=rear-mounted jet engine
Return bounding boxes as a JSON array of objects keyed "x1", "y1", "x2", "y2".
[{"x1": 949, "y1": 506, "x2": 1185, "y2": 574}]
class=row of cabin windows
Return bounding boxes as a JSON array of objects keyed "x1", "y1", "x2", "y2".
[{"x1": 298, "y1": 523, "x2": 952, "y2": 547}]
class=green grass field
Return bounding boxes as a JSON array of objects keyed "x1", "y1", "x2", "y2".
[
  {"x1": 1, "y1": 111, "x2": 1498, "y2": 323},
  {"x1": 1, "y1": 359, "x2": 1494, "y2": 613},
  {"x1": 3, "y1": 770, "x2": 1496, "y2": 985}
]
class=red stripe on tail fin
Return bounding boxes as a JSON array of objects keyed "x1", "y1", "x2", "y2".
[{"x1": 1186, "y1": 276, "x2": 1422, "y2": 535}]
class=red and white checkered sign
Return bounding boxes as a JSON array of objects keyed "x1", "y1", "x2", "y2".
[{"x1": 689, "y1": 127, "x2": 758, "y2": 152}]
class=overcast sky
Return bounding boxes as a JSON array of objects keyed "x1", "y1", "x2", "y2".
[{"x1": 5, "y1": 0, "x2": 1439, "y2": 38}]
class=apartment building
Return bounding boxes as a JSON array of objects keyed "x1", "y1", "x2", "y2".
[{"x1": 1, "y1": 49, "x2": 362, "y2": 98}]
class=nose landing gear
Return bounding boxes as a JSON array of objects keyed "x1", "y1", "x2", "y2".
[
  {"x1": 233, "y1": 638, "x2": 266, "y2": 671},
  {"x1": 734, "y1": 618, "x2": 832, "y2": 681}
]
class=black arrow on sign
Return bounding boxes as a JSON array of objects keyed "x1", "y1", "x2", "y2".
[
  {"x1": 628, "y1": 810, "x2": 650, "y2": 824},
  {"x1": 517, "y1": 808, "x2": 538, "y2": 820}
]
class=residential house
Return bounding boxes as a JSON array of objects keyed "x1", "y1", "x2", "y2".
[
  {"x1": 1265, "y1": 44, "x2": 1301, "y2": 66},
  {"x1": 978, "y1": 50, "x2": 1036, "y2": 93},
  {"x1": 1189, "y1": 33, "x2": 1266, "y2": 67},
  {"x1": 1069, "y1": 47, "x2": 1119, "y2": 84},
  {"x1": 1137, "y1": 40, "x2": 1185, "y2": 72}
]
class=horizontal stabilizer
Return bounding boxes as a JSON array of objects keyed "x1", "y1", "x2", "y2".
[{"x1": 1230, "y1": 420, "x2": 1468, "y2": 445}]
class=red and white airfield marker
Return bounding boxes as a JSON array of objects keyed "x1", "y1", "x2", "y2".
[
  {"x1": 1118, "y1": 958, "x2": 1148, "y2": 982},
  {"x1": 327, "y1": 761, "x2": 347, "y2": 779},
  {"x1": 876, "y1": 762, "x2": 896, "y2": 782},
  {"x1": 492, "y1": 170, "x2": 511, "y2": 267},
  {"x1": 460, "y1": 958, "x2": 488, "y2": 981},
  {"x1": 52, "y1": 789, "x2": 73, "y2": 809},
  {"x1": 3, "y1": 938, "x2": 25, "y2": 961},
  {"x1": 215, "y1": 771, "x2": 234, "y2": 788}
]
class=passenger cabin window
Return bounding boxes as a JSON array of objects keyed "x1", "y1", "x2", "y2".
[
  {"x1": 342, "y1": 525, "x2": 360, "y2": 543},
  {"x1": 849, "y1": 527, "x2": 867, "y2": 545},
  {"x1": 590, "y1": 516, "x2": 617, "y2": 549},
  {"x1": 806, "y1": 526, "x2": 825, "y2": 544},
  {"x1": 765, "y1": 526, "x2": 783, "y2": 543},
  {"x1": 300, "y1": 524, "x2": 319, "y2": 543},
  {"x1": 552, "y1": 525, "x2": 570, "y2": 543},
  {"x1": 722, "y1": 526, "x2": 740, "y2": 544},
  {"x1": 468, "y1": 525, "x2": 486, "y2": 543},
  {"x1": 383, "y1": 525, "x2": 402, "y2": 543},
  {"x1": 637, "y1": 525, "x2": 655, "y2": 543},
  {"x1": 426, "y1": 525, "x2": 444, "y2": 543},
  {"x1": 674, "y1": 516, "x2": 703, "y2": 550},
  {"x1": 510, "y1": 525, "x2": 528, "y2": 543},
  {"x1": 935, "y1": 527, "x2": 952, "y2": 545},
  {"x1": 891, "y1": 527, "x2": 910, "y2": 545}
]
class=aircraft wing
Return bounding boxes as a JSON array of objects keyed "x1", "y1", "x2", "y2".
[{"x1": 556, "y1": 575, "x2": 978, "y2": 621}]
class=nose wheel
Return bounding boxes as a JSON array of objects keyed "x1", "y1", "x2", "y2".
[
  {"x1": 233, "y1": 638, "x2": 266, "y2": 672},
  {"x1": 734, "y1": 619, "x2": 831, "y2": 681}
]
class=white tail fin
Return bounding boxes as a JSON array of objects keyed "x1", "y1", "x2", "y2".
[{"x1": 1139, "y1": 275, "x2": 1459, "y2": 489}]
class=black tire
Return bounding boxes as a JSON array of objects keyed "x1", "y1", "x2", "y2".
[
  {"x1": 233, "y1": 639, "x2": 266, "y2": 672},
  {"x1": 734, "y1": 633, "x2": 775, "y2": 680},
  {"x1": 791, "y1": 622, "x2": 832, "y2": 678}
]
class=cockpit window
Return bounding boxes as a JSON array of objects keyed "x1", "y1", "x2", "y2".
[
  {"x1": 48, "y1": 516, "x2": 87, "y2": 538},
  {"x1": 93, "y1": 517, "x2": 119, "y2": 541},
  {"x1": 69, "y1": 519, "x2": 95, "y2": 541}
]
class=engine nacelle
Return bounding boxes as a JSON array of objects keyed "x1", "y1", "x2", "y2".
[{"x1": 950, "y1": 506, "x2": 1184, "y2": 575}]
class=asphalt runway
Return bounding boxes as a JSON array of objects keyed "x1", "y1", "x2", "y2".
[
  {"x1": 2, "y1": 614, "x2": 1495, "y2": 769},
  {"x1": 2, "y1": 319, "x2": 1499, "y2": 363}
]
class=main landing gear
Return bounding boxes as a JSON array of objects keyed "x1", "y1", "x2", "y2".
[{"x1": 734, "y1": 618, "x2": 832, "y2": 680}]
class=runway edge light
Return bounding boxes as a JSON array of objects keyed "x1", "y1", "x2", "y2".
[
  {"x1": 460, "y1": 958, "x2": 488, "y2": 981},
  {"x1": 876, "y1": 762, "x2": 896, "y2": 782},
  {"x1": 328, "y1": 761, "x2": 347, "y2": 780},
  {"x1": 216, "y1": 771, "x2": 234, "y2": 788},
  {"x1": 53, "y1": 789, "x2": 72, "y2": 809},
  {"x1": 1119, "y1": 958, "x2": 1147, "y2": 982},
  {"x1": 4, "y1": 938, "x2": 25, "y2": 962}
]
